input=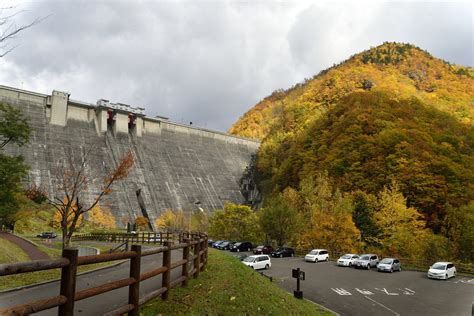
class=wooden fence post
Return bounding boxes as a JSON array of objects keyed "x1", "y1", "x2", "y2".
[
  {"x1": 162, "y1": 241, "x2": 172, "y2": 300},
  {"x1": 194, "y1": 239, "x2": 201, "y2": 279},
  {"x1": 200, "y1": 238, "x2": 206, "y2": 272},
  {"x1": 128, "y1": 245, "x2": 142, "y2": 316},
  {"x1": 58, "y1": 248, "x2": 78, "y2": 316},
  {"x1": 182, "y1": 239, "x2": 190, "y2": 287}
]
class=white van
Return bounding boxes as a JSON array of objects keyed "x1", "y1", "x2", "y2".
[
  {"x1": 304, "y1": 249, "x2": 329, "y2": 262},
  {"x1": 242, "y1": 255, "x2": 271, "y2": 270}
]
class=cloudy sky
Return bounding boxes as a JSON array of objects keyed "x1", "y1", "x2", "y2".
[{"x1": 1, "y1": 0, "x2": 472, "y2": 132}]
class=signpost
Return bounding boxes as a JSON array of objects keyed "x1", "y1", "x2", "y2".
[{"x1": 292, "y1": 268, "x2": 305, "y2": 299}]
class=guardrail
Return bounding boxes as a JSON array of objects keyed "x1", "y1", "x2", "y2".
[{"x1": 0, "y1": 232, "x2": 208, "y2": 315}]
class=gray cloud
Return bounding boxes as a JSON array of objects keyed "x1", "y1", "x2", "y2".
[{"x1": 1, "y1": 1, "x2": 472, "y2": 132}]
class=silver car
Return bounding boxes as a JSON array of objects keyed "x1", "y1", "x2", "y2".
[
  {"x1": 377, "y1": 258, "x2": 401, "y2": 273},
  {"x1": 354, "y1": 254, "x2": 379, "y2": 269}
]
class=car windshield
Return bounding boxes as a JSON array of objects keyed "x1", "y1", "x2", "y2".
[
  {"x1": 243, "y1": 257, "x2": 255, "y2": 263},
  {"x1": 431, "y1": 263, "x2": 447, "y2": 270},
  {"x1": 341, "y1": 254, "x2": 352, "y2": 259},
  {"x1": 309, "y1": 250, "x2": 318, "y2": 255},
  {"x1": 256, "y1": 246, "x2": 263, "y2": 249},
  {"x1": 360, "y1": 255, "x2": 370, "y2": 260},
  {"x1": 380, "y1": 258, "x2": 393, "y2": 264},
  {"x1": 234, "y1": 242, "x2": 242, "y2": 246},
  {"x1": 221, "y1": 242, "x2": 229, "y2": 245},
  {"x1": 275, "y1": 248, "x2": 285, "y2": 252}
]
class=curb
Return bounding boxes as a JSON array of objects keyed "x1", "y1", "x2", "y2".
[
  {"x1": 304, "y1": 297, "x2": 340, "y2": 316},
  {"x1": 0, "y1": 259, "x2": 127, "y2": 294}
]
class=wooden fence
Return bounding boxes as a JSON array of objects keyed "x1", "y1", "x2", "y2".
[
  {"x1": 0, "y1": 232, "x2": 208, "y2": 316},
  {"x1": 72, "y1": 231, "x2": 190, "y2": 245}
]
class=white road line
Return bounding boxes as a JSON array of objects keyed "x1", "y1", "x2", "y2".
[{"x1": 364, "y1": 296, "x2": 400, "y2": 316}]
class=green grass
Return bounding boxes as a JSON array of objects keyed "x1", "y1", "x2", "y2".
[
  {"x1": 0, "y1": 239, "x2": 125, "y2": 291},
  {"x1": 141, "y1": 249, "x2": 333, "y2": 315},
  {"x1": 0, "y1": 239, "x2": 30, "y2": 264}
]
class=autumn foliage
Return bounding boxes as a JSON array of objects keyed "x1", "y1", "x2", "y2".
[
  {"x1": 226, "y1": 43, "x2": 473, "y2": 261},
  {"x1": 49, "y1": 148, "x2": 134, "y2": 248}
]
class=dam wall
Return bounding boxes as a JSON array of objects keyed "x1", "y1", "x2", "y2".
[{"x1": 0, "y1": 85, "x2": 260, "y2": 229}]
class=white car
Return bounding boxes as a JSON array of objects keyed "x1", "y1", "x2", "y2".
[
  {"x1": 337, "y1": 254, "x2": 359, "y2": 267},
  {"x1": 304, "y1": 249, "x2": 329, "y2": 263},
  {"x1": 427, "y1": 262, "x2": 456, "y2": 280},
  {"x1": 242, "y1": 255, "x2": 271, "y2": 270}
]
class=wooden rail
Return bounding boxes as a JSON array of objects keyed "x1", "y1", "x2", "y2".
[{"x1": 0, "y1": 232, "x2": 208, "y2": 316}]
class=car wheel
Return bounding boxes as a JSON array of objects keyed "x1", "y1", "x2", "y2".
[
  {"x1": 326, "y1": 257, "x2": 329, "y2": 262},
  {"x1": 367, "y1": 265, "x2": 370, "y2": 270},
  {"x1": 265, "y1": 264, "x2": 269, "y2": 270},
  {"x1": 248, "y1": 248, "x2": 251, "y2": 252},
  {"x1": 280, "y1": 254, "x2": 283, "y2": 258},
  {"x1": 399, "y1": 267, "x2": 402, "y2": 272},
  {"x1": 237, "y1": 249, "x2": 240, "y2": 252},
  {"x1": 444, "y1": 274, "x2": 448, "y2": 280},
  {"x1": 453, "y1": 271, "x2": 456, "y2": 278},
  {"x1": 390, "y1": 268, "x2": 393, "y2": 273},
  {"x1": 291, "y1": 253, "x2": 294, "y2": 257},
  {"x1": 315, "y1": 258, "x2": 318, "y2": 263}
]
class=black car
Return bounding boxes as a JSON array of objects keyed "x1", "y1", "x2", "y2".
[
  {"x1": 271, "y1": 247, "x2": 295, "y2": 258},
  {"x1": 230, "y1": 241, "x2": 253, "y2": 252},
  {"x1": 217, "y1": 241, "x2": 233, "y2": 250},
  {"x1": 37, "y1": 232, "x2": 57, "y2": 239}
]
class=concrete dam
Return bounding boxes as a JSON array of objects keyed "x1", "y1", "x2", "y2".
[{"x1": 0, "y1": 85, "x2": 260, "y2": 228}]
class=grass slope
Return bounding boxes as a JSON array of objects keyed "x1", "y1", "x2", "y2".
[
  {"x1": 141, "y1": 249, "x2": 333, "y2": 315},
  {"x1": 0, "y1": 238, "x2": 30, "y2": 264}
]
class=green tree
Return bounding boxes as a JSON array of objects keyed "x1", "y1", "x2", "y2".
[
  {"x1": 352, "y1": 190, "x2": 379, "y2": 245},
  {"x1": 258, "y1": 191, "x2": 301, "y2": 247},
  {"x1": 209, "y1": 203, "x2": 259, "y2": 242},
  {"x1": 0, "y1": 103, "x2": 31, "y2": 226}
]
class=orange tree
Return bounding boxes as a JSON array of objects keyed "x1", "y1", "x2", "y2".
[{"x1": 48, "y1": 147, "x2": 134, "y2": 248}]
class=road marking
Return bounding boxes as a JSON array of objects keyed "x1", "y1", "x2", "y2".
[
  {"x1": 375, "y1": 288, "x2": 399, "y2": 295},
  {"x1": 454, "y1": 278, "x2": 474, "y2": 284},
  {"x1": 364, "y1": 296, "x2": 400, "y2": 316},
  {"x1": 331, "y1": 288, "x2": 352, "y2": 295},
  {"x1": 401, "y1": 288, "x2": 415, "y2": 295},
  {"x1": 355, "y1": 288, "x2": 374, "y2": 295}
]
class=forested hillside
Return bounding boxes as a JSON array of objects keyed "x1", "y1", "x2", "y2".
[{"x1": 228, "y1": 43, "x2": 474, "y2": 261}]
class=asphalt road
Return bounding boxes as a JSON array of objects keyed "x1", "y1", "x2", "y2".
[
  {"x1": 257, "y1": 255, "x2": 474, "y2": 316},
  {"x1": 0, "y1": 248, "x2": 187, "y2": 315}
]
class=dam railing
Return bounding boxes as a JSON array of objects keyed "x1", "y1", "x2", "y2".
[{"x1": 0, "y1": 232, "x2": 208, "y2": 315}]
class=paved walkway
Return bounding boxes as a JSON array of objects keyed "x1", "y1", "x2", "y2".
[
  {"x1": 0, "y1": 232, "x2": 49, "y2": 260},
  {"x1": 0, "y1": 248, "x2": 187, "y2": 315}
]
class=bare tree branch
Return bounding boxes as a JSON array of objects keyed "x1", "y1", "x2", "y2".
[{"x1": 0, "y1": 6, "x2": 47, "y2": 57}]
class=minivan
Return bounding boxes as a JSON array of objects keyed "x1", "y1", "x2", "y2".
[
  {"x1": 230, "y1": 242, "x2": 253, "y2": 252},
  {"x1": 304, "y1": 249, "x2": 329, "y2": 262}
]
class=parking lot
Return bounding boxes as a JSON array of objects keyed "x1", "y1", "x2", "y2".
[{"x1": 238, "y1": 253, "x2": 474, "y2": 316}]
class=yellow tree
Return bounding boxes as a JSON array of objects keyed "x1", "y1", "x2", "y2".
[
  {"x1": 373, "y1": 181, "x2": 427, "y2": 258},
  {"x1": 135, "y1": 216, "x2": 149, "y2": 231},
  {"x1": 48, "y1": 147, "x2": 134, "y2": 248},
  {"x1": 88, "y1": 204, "x2": 116, "y2": 230},
  {"x1": 296, "y1": 173, "x2": 361, "y2": 253},
  {"x1": 155, "y1": 209, "x2": 189, "y2": 232}
]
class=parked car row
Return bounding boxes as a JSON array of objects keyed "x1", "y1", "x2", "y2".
[
  {"x1": 210, "y1": 240, "x2": 253, "y2": 252},
  {"x1": 335, "y1": 253, "x2": 456, "y2": 279}
]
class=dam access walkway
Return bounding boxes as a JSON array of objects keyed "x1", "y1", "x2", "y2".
[{"x1": 0, "y1": 232, "x2": 49, "y2": 260}]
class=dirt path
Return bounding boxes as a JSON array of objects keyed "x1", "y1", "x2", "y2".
[{"x1": 0, "y1": 232, "x2": 49, "y2": 260}]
